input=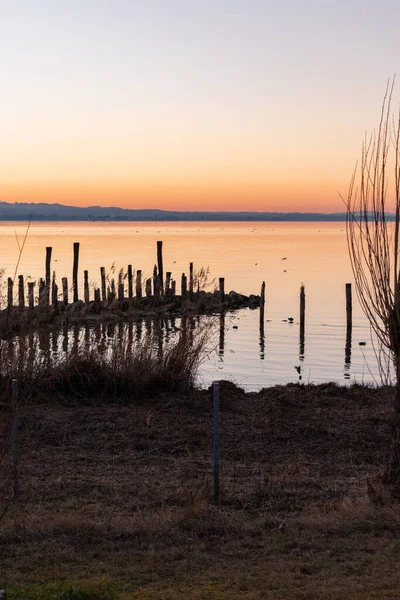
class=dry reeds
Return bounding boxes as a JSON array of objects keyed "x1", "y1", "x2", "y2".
[{"x1": 0, "y1": 322, "x2": 215, "y2": 402}]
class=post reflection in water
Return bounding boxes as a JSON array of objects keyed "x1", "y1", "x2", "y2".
[
  {"x1": 219, "y1": 312, "x2": 225, "y2": 359},
  {"x1": 73, "y1": 323, "x2": 81, "y2": 355},
  {"x1": 62, "y1": 324, "x2": 68, "y2": 353},
  {"x1": 299, "y1": 325, "x2": 305, "y2": 363},
  {"x1": 259, "y1": 322, "x2": 265, "y2": 360},
  {"x1": 28, "y1": 331, "x2": 35, "y2": 367},
  {"x1": 51, "y1": 330, "x2": 58, "y2": 356},
  {"x1": 344, "y1": 325, "x2": 352, "y2": 380},
  {"x1": 136, "y1": 319, "x2": 143, "y2": 344},
  {"x1": 127, "y1": 322, "x2": 133, "y2": 354},
  {"x1": 84, "y1": 324, "x2": 91, "y2": 350}
]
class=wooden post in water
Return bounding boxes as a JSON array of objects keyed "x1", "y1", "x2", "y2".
[
  {"x1": 84, "y1": 270, "x2": 89, "y2": 304},
  {"x1": 219, "y1": 277, "x2": 225, "y2": 302},
  {"x1": 11, "y1": 379, "x2": 19, "y2": 500},
  {"x1": 51, "y1": 272, "x2": 57, "y2": 307},
  {"x1": 45, "y1": 247, "x2": 52, "y2": 287},
  {"x1": 94, "y1": 288, "x2": 101, "y2": 305},
  {"x1": 181, "y1": 273, "x2": 187, "y2": 298},
  {"x1": 62, "y1": 277, "x2": 68, "y2": 306},
  {"x1": 72, "y1": 242, "x2": 79, "y2": 303},
  {"x1": 260, "y1": 281, "x2": 265, "y2": 328},
  {"x1": 346, "y1": 283, "x2": 352, "y2": 330},
  {"x1": 300, "y1": 284, "x2": 305, "y2": 337},
  {"x1": 128, "y1": 265, "x2": 133, "y2": 301},
  {"x1": 38, "y1": 278, "x2": 45, "y2": 307},
  {"x1": 18, "y1": 275, "x2": 24, "y2": 309},
  {"x1": 171, "y1": 279, "x2": 176, "y2": 296},
  {"x1": 118, "y1": 282, "x2": 124, "y2": 302},
  {"x1": 136, "y1": 270, "x2": 142, "y2": 299},
  {"x1": 7, "y1": 277, "x2": 13, "y2": 308},
  {"x1": 189, "y1": 262, "x2": 194, "y2": 301},
  {"x1": 52, "y1": 283, "x2": 58, "y2": 308},
  {"x1": 157, "y1": 241, "x2": 164, "y2": 294},
  {"x1": 145, "y1": 278, "x2": 152, "y2": 298},
  {"x1": 154, "y1": 275, "x2": 160, "y2": 303},
  {"x1": 100, "y1": 267, "x2": 106, "y2": 301},
  {"x1": 165, "y1": 272, "x2": 171, "y2": 296},
  {"x1": 213, "y1": 381, "x2": 220, "y2": 504},
  {"x1": 153, "y1": 265, "x2": 158, "y2": 296},
  {"x1": 28, "y1": 282, "x2": 35, "y2": 309}
]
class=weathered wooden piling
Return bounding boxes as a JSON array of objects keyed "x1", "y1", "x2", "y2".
[
  {"x1": 300, "y1": 284, "x2": 305, "y2": 336},
  {"x1": 171, "y1": 279, "x2": 176, "y2": 296},
  {"x1": 94, "y1": 288, "x2": 101, "y2": 305},
  {"x1": 7, "y1": 277, "x2": 13, "y2": 308},
  {"x1": 51, "y1": 272, "x2": 58, "y2": 307},
  {"x1": 136, "y1": 270, "x2": 142, "y2": 299},
  {"x1": 153, "y1": 265, "x2": 158, "y2": 294},
  {"x1": 154, "y1": 275, "x2": 161, "y2": 302},
  {"x1": 62, "y1": 278, "x2": 68, "y2": 306},
  {"x1": 100, "y1": 267, "x2": 106, "y2": 301},
  {"x1": 28, "y1": 282, "x2": 35, "y2": 309},
  {"x1": 52, "y1": 284, "x2": 58, "y2": 308},
  {"x1": 18, "y1": 275, "x2": 24, "y2": 309},
  {"x1": 128, "y1": 265, "x2": 133, "y2": 301},
  {"x1": 260, "y1": 281, "x2": 265, "y2": 327},
  {"x1": 181, "y1": 273, "x2": 187, "y2": 298},
  {"x1": 165, "y1": 272, "x2": 171, "y2": 295},
  {"x1": 145, "y1": 278, "x2": 152, "y2": 298},
  {"x1": 73, "y1": 242, "x2": 80, "y2": 303},
  {"x1": 189, "y1": 262, "x2": 194, "y2": 301},
  {"x1": 157, "y1": 241, "x2": 164, "y2": 294},
  {"x1": 45, "y1": 246, "x2": 52, "y2": 287},
  {"x1": 84, "y1": 270, "x2": 90, "y2": 304},
  {"x1": 118, "y1": 282, "x2": 124, "y2": 301},
  {"x1": 38, "y1": 278, "x2": 45, "y2": 307},
  {"x1": 346, "y1": 283, "x2": 352, "y2": 330},
  {"x1": 219, "y1": 277, "x2": 225, "y2": 302}
]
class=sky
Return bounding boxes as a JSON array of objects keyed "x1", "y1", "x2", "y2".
[{"x1": 1, "y1": 0, "x2": 400, "y2": 213}]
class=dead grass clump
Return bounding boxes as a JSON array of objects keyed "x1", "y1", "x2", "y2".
[{"x1": 0, "y1": 323, "x2": 214, "y2": 402}]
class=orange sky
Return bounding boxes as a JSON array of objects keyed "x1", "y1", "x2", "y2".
[{"x1": 1, "y1": 2, "x2": 399, "y2": 213}]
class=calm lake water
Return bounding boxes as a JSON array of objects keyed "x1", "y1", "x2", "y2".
[{"x1": 0, "y1": 221, "x2": 388, "y2": 388}]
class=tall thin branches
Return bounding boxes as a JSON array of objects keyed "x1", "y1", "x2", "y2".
[{"x1": 344, "y1": 78, "x2": 400, "y2": 377}]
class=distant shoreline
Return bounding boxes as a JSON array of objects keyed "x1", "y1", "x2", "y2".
[{"x1": 0, "y1": 201, "x2": 394, "y2": 221}]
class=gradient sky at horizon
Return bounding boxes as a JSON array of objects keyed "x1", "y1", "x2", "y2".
[{"x1": 1, "y1": 0, "x2": 400, "y2": 212}]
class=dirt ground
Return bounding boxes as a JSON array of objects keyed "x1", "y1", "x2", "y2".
[{"x1": 1, "y1": 382, "x2": 400, "y2": 599}]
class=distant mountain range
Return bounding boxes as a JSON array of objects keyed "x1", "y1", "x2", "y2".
[{"x1": 0, "y1": 201, "x2": 392, "y2": 222}]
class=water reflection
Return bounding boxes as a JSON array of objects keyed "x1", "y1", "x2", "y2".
[
  {"x1": 1, "y1": 308, "x2": 383, "y2": 389},
  {"x1": 344, "y1": 325, "x2": 352, "y2": 379},
  {"x1": 219, "y1": 312, "x2": 225, "y2": 358},
  {"x1": 299, "y1": 325, "x2": 305, "y2": 362},
  {"x1": 259, "y1": 322, "x2": 265, "y2": 360}
]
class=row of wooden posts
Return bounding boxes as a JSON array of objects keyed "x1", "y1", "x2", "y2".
[
  {"x1": 258, "y1": 281, "x2": 353, "y2": 330},
  {"x1": 5, "y1": 241, "x2": 227, "y2": 309}
]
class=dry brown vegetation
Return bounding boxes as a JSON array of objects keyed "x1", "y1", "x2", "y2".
[{"x1": 1, "y1": 381, "x2": 400, "y2": 599}]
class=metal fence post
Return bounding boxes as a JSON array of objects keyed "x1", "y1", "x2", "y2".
[
  {"x1": 11, "y1": 379, "x2": 19, "y2": 500},
  {"x1": 213, "y1": 381, "x2": 220, "y2": 503}
]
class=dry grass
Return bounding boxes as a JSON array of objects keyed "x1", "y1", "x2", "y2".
[
  {"x1": 0, "y1": 323, "x2": 214, "y2": 402},
  {"x1": 1, "y1": 382, "x2": 400, "y2": 598}
]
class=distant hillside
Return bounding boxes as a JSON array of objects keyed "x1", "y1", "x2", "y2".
[{"x1": 0, "y1": 201, "x2": 391, "y2": 222}]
